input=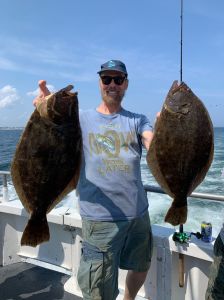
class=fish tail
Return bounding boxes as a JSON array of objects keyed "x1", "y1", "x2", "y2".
[
  {"x1": 21, "y1": 213, "x2": 50, "y2": 247},
  {"x1": 164, "y1": 199, "x2": 187, "y2": 226}
]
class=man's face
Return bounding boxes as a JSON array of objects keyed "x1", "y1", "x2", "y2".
[{"x1": 99, "y1": 71, "x2": 128, "y2": 106}]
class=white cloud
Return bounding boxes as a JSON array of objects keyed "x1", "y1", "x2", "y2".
[
  {"x1": 0, "y1": 36, "x2": 103, "y2": 80},
  {"x1": 0, "y1": 85, "x2": 20, "y2": 109},
  {"x1": 26, "y1": 84, "x2": 56, "y2": 97}
]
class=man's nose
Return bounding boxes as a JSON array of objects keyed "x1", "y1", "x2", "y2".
[{"x1": 108, "y1": 79, "x2": 116, "y2": 87}]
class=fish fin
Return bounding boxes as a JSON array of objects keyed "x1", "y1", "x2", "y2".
[
  {"x1": 167, "y1": 80, "x2": 179, "y2": 96},
  {"x1": 164, "y1": 203, "x2": 187, "y2": 226},
  {"x1": 21, "y1": 214, "x2": 50, "y2": 247}
]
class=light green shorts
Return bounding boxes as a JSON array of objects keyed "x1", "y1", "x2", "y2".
[{"x1": 77, "y1": 211, "x2": 153, "y2": 300}]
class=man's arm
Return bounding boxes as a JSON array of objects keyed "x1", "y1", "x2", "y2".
[
  {"x1": 141, "y1": 111, "x2": 161, "y2": 150},
  {"x1": 141, "y1": 130, "x2": 154, "y2": 151}
]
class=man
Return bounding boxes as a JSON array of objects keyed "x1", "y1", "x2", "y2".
[
  {"x1": 34, "y1": 60, "x2": 154, "y2": 300},
  {"x1": 205, "y1": 225, "x2": 224, "y2": 299}
]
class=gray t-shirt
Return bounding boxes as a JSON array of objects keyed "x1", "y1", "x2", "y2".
[{"x1": 77, "y1": 108, "x2": 152, "y2": 221}]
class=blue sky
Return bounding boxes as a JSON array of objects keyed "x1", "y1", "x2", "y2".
[{"x1": 0, "y1": 0, "x2": 223, "y2": 127}]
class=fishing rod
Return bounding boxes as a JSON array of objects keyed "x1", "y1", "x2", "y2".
[{"x1": 178, "y1": 0, "x2": 185, "y2": 288}]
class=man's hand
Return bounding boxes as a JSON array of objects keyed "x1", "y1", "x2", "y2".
[
  {"x1": 33, "y1": 80, "x2": 51, "y2": 106},
  {"x1": 156, "y1": 112, "x2": 161, "y2": 119}
]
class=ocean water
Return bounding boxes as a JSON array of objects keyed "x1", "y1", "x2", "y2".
[{"x1": 0, "y1": 128, "x2": 224, "y2": 237}]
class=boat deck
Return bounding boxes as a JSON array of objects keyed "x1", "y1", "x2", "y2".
[{"x1": 0, "y1": 262, "x2": 82, "y2": 300}]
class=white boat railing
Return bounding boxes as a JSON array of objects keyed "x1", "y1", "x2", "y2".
[
  {"x1": 0, "y1": 170, "x2": 10, "y2": 202},
  {"x1": 144, "y1": 184, "x2": 224, "y2": 202},
  {"x1": 1, "y1": 170, "x2": 224, "y2": 203}
]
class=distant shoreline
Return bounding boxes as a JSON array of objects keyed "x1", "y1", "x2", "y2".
[{"x1": 0, "y1": 127, "x2": 24, "y2": 130}]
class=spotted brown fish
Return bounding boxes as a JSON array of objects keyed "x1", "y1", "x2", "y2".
[
  {"x1": 11, "y1": 86, "x2": 82, "y2": 246},
  {"x1": 147, "y1": 81, "x2": 214, "y2": 226}
]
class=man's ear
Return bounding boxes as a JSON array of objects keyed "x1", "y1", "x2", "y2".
[{"x1": 125, "y1": 79, "x2": 129, "y2": 89}]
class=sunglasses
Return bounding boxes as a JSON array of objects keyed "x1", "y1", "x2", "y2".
[{"x1": 100, "y1": 75, "x2": 126, "y2": 86}]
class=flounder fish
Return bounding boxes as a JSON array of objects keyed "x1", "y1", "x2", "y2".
[
  {"x1": 11, "y1": 85, "x2": 82, "y2": 247},
  {"x1": 147, "y1": 81, "x2": 214, "y2": 226}
]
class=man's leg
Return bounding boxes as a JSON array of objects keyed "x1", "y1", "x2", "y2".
[
  {"x1": 123, "y1": 270, "x2": 148, "y2": 300},
  {"x1": 119, "y1": 212, "x2": 153, "y2": 300},
  {"x1": 77, "y1": 219, "x2": 129, "y2": 300},
  {"x1": 205, "y1": 234, "x2": 224, "y2": 300}
]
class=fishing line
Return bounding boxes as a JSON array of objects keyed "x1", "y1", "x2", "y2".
[{"x1": 180, "y1": 0, "x2": 183, "y2": 83}]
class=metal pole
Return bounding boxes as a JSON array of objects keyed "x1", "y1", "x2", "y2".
[
  {"x1": 178, "y1": 223, "x2": 184, "y2": 287},
  {"x1": 2, "y1": 174, "x2": 9, "y2": 202}
]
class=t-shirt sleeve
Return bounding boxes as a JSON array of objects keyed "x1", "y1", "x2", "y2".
[{"x1": 138, "y1": 114, "x2": 153, "y2": 134}]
